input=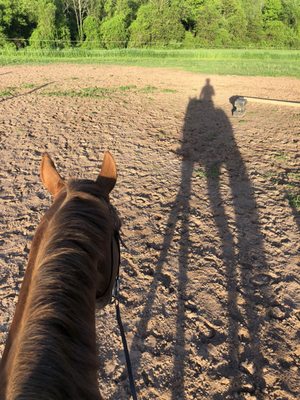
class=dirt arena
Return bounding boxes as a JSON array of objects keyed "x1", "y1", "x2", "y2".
[{"x1": 0, "y1": 65, "x2": 299, "y2": 399}]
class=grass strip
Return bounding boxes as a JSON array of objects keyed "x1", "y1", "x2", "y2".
[{"x1": 0, "y1": 48, "x2": 299, "y2": 77}]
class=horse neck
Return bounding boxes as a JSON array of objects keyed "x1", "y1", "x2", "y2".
[{"x1": 2, "y1": 203, "x2": 108, "y2": 399}]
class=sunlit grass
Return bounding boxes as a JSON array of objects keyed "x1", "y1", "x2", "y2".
[
  {"x1": 139, "y1": 85, "x2": 158, "y2": 93},
  {"x1": 0, "y1": 86, "x2": 17, "y2": 97},
  {"x1": 0, "y1": 48, "x2": 299, "y2": 77},
  {"x1": 195, "y1": 164, "x2": 220, "y2": 179},
  {"x1": 262, "y1": 169, "x2": 300, "y2": 212},
  {"x1": 45, "y1": 87, "x2": 112, "y2": 98},
  {"x1": 119, "y1": 84, "x2": 137, "y2": 91},
  {"x1": 287, "y1": 192, "x2": 300, "y2": 211},
  {"x1": 273, "y1": 151, "x2": 289, "y2": 161},
  {"x1": 42, "y1": 84, "x2": 177, "y2": 98},
  {"x1": 22, "y1": 83, "x2": 37, "y2": 89}
]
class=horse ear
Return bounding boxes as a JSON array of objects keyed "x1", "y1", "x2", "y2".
[
  {"x1": 40, "y1": 153, "x2": 65, "y2": 196},
  {"x1": 96, "y1": 151, "x2": 117, "y2": 195}
]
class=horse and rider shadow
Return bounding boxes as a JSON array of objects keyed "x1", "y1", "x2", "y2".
[{"x1": 115, "y1": 79, "x2": 276, "y2": 399}]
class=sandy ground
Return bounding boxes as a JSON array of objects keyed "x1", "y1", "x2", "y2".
[{"x1": 0, "y1": 65, "x2": 299, "y2": 399}]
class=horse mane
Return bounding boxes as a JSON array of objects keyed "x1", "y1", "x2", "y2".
[{"x1": 7, "y1": 179, "x2": 119, "y2": 400}]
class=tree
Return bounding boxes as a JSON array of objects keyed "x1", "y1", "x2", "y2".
[
  {"x1": 171, "y1": 0, "x2": 203, "y2": 31},
  {"x1": 0, "y1": 0, "x2": 34, "y2": 46},
  {"x1": 28, "y1": 0, "x2": 70, "y2": 48},
  {"x1": 282, "y1": 0, "x2": 300, "y2": 30},
  {"x1": 63, "y1": 0, "x2": 90, "y2": 43},
  {"x1": 100, "y1": 13, "x2": 128, "y2": 48},
  {"x1": 104, "y1": 0, "x2": 116, "y2": 18},
  {"x1": 86, "y1": 0, "x2": 106, "y2": 19},
  {"x1": 29, "y1": 0, "x2": 56, "y2": 48},
  {"x1": 282, "y1": 0, "x2": 300, "y2": 46},
  {"x1": 0, "y1": 0, "x2": 14, "y2": 31},
  {"x1": 241, "y1": 0, "x2": 264, "y2": 44},
  {"x1": 262, "y1": 0, "x2": 291, "y2": 46},
  {"x1": 221, "y1": 0, "x2": 248, "y2": 45},
  {"x1": 262, "y1": 0, "x2": 283, "y2": 22},
  {"x1": 82, "y1": 14, "x2": 101, "y2": 47},
  {"x1": 0, "y1": 0, "x2": 299, "y2": 49},
  {"x1": 129, "y1": 0, "x2": 185, "y2": 47},
  {"x1": 0, "y1": 30, "x2": 7, "y2": 47},
  {"x1": 115, "y1": 0, "x2": 134, "y2": 24},
  {"x1": 195, "y1": 0, "x2": 227, "y2": 47},
  {"x1": 263, "y1": 19, "x2": 291, "y2": 46}
]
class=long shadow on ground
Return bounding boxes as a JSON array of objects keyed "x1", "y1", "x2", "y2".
[{"x1": 114, "y1": 79, "x2": 278, "y2": 399}]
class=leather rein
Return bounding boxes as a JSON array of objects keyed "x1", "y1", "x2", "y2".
[{"x1": 110, "y1": 227, "x2": 138, "y2": 400}]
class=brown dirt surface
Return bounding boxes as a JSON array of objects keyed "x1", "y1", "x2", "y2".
[{"x1": 0, "y1": 65, "x2": 299, "y2": 400}]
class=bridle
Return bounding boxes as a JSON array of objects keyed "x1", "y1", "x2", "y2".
[
  {"x1": 106, "y1": 204, "x2": 138, "y2": 400},
  {"x1": 95, "y1": 202, "x2": 121, "y2": 303}
]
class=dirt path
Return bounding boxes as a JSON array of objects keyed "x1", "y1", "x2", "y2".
[{"x1": 0, "y1": 65, "x2": 299, "y2": 399}]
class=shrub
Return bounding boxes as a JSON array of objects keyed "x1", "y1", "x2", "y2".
[
  {"x1": 195, "y1": 0, "x2": 226, "y2": 47},
  {"x1": 264, "y1": 20, "x2": 293, "y2": 47},
  {"x1": 100, "y1": 14, "x2": 128, "y2": 49},
  {"x1": 29, "y1": 0, "x2": 70, "y2": 49},
  {"x1": 82, "y1": 16, "x2": 101, "y2": 48},
  {"x1": 183, "y1": 31, "x2": 197, "y2": 49},
  {"x1": 129, "y1": 2, "x2": 185, "y2": 48}
]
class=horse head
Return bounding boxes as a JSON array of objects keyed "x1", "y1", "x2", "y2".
[{"x1": 40, "y1": 151, "x2": 121, "y2": 306}]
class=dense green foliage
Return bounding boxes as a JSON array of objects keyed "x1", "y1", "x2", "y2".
[{"x1": 0, "y1": 0, "x2": 299, "y2": 49}]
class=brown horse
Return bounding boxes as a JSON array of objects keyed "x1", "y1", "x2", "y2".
[{"x1": 0, "y1": 152, "x2": 121, "y2": 400}]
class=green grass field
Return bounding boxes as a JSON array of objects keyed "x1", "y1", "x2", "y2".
[{"x1": 0, "y1": 48, "x2": 300, "y2": 78}]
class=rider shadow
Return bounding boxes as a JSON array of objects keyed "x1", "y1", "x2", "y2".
[
  {"x1": 168, "y1": 81, "x2": 272, "y2": 399},
  {"x1": 117, "y1": 80, "x2": 275, "y2": 399}
]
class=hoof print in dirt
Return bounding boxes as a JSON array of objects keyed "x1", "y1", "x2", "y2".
[
  {"x1": 197, "y1": 320, "x2": 216, "y2": 343},
  {"x1": 250, "y1": 273, "x2": 272, "y2": 287},
  {"x1": 268, "y1": 305, "x2": 288, "y2": 320},
  {"x1": 236, "y1": 374, "x2": 256, "y2": 395},
  {"x1": 239, "y1": 360, "x2": 255, "y2": 376}
]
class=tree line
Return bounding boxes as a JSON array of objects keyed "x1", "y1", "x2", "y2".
[{"x1": 0, "y1": 0, "x2": 299, "y2": 49}]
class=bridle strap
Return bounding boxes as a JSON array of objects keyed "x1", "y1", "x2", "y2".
[
  {"x1": 115, "y1": 299, "x2": 138, "y2": 400},
  {"x1": 111, "y1": 232, "x2": 138, "y2": 400}
]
